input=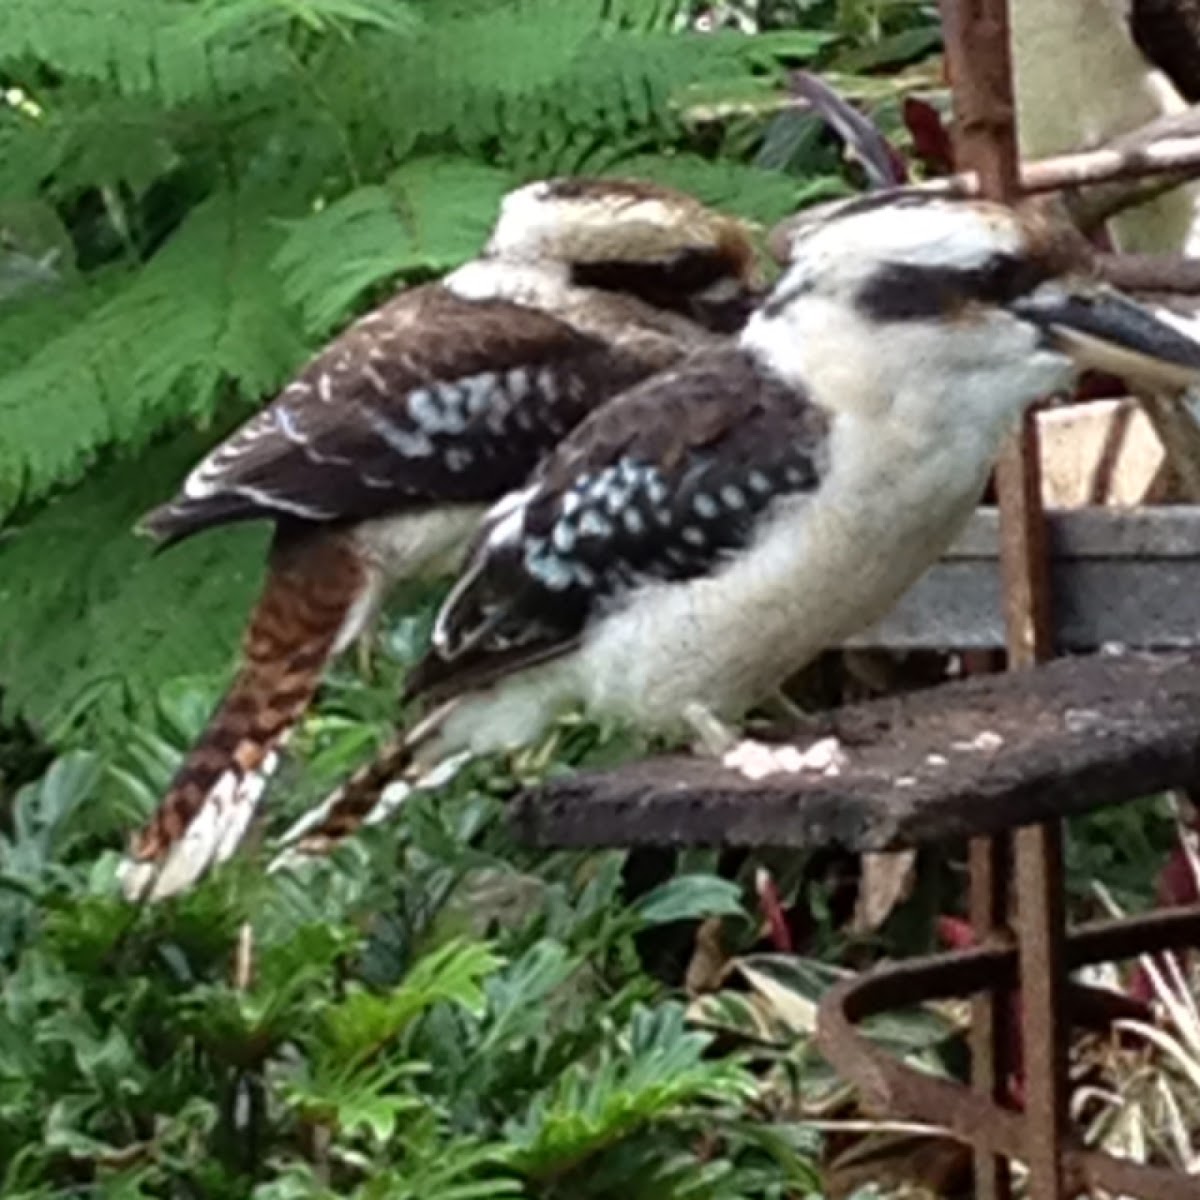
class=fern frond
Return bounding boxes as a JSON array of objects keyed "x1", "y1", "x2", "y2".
[
  {"x1": 605, "y1": 0, "x2": 691, "y2": 33},
  {"x1": 300, "y1": 8, "x2": 588, "y2": 168},
  {"x1": 0, "y1": 283, "x2": 92, "y2": 378},
  {"x1": 479, "y1": 28, "x2": 777, "y2": 174},
  {"x1": 605, "y1": 153, "x2": 803, "y2": 225},
  {"x1": 193, "y1": 0, "x2": 421, "y2": 40},
  {"x1": 0, "y1": 188, "x2": 306, "y2": 517},
  {"x1": 0, "y1": 432, "x2": 267, "y2": 746},
  {"x1": 274, "y1": 158, "x2": 513, "y2": 335},
  {"x1": 0, "y1": 0, "x2": 294, "y2": 106},
  {"x1": 0, "y1": 114, "x2": 52, "y2": 201},
  {"x1": 311, "y1": 3, "x2": 765, "y2": 172},
  {"x1": 12, "y1": 95, "x2": 184, "y2": 200}
]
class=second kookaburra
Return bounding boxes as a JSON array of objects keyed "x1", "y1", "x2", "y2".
[
  {"x1": 119, "y1": 177, "x2": 760, "y2": 901},
  {"x1": 279, "y1": 190, "x2": 1200, "y2": 858}
]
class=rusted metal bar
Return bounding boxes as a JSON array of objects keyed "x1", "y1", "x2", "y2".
[
  {"x1": 519, "y1": 651, "x2": 1200, "y2": 854},
  {"x1": 993, "y1": 408, "x2": 1067, "y2": 1200},
  {"x1": 816, "y1": 904, "x2": 1200, "y2": 1199},
  {"x1": 938, "y1": 1, "x2": 1071, "y2": 1194},
  {"x1": 937, "y1": 0, "x2": 1020, "y2": 202},
  {"x1": 938, "y1": 0, "x2": 1044, "y2": 1192},
  {"x1": 995, "y1": 416, "x2": 1054, "y2": 666},
  {"x1": 1014, "y1": 820, "x2": 1069, "y2": 1199},
  {"x1": 967, "y1": 836, "x2": 1015, "y2": 1200}
]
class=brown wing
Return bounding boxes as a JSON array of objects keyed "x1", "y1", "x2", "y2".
[
  {"x1": 142, "y1": 285, "x2": 662, "y2": 546},
  {"x1": 405, "y1": 348, "x2": 831, "y2": 703}
]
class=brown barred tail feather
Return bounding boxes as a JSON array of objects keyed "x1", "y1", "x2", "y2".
[
  {"x1": 118, "y1": 529, "x2": 373, "y2": 902},
  {"x1": 268, "y1": 701, "x2": 466, "y2": 870}
]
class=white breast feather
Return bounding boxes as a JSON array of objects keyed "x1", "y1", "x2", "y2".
[{"x1": 572, "y1": 409, "x2": 991, "y2": 729}]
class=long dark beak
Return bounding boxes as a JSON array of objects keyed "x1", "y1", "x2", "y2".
[{"x1": 1012, "y1": 282, "x2": 1200, "y2": 393}]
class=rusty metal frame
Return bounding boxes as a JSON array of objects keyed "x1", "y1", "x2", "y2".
[
  {"x1": 937, "y1": 3, "x2": 1071, "y2": 1189},
  {"x1": 806, "y1": 3, "x2": 1200, "y2": 1197},
  {"x1": 817, "y1": 906, "x2": 1200, "y2": 1199}
]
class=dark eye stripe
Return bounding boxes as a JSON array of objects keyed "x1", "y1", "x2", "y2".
[
  {"x1": 571, "y1": 247, "x2": 735, "y2": 300},
  {"x1": 856, "y1": 254, "x2": 1053, "y2": 322}
]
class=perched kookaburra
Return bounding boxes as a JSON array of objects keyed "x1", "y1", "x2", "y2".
[
  {"x1": 279, "y1": 190, "x2": 1200, "y2": 859},
  {"x1": 119, "y1": 177, "x2": 760, "y2": 901}
]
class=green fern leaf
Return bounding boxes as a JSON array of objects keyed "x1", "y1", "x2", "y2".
[
  {"x1": 0, "y1": 432, "x2": 268, "y2": 746},
  {"x1": 0, "y1": 0, "x2": 295, "y2": 106},
  {"x1": 193, "y1": 0, "x2": 421, "y2": 39},
  {"x1": 605, "y1": 153, "x2": 803, "y2": 225},
  {"x1": 35, "y1": 96, "x2": 184, "y2": 198},
  {"x1": 309, "y1": 2, "x2": 762, "y2": 174},
  {"x1": 0, "y1": 188, "x2": 307, "y2": 517},
  {"x1": 274, "y1": 158, "x2": 513, "y2": 335},
  {"x1": 605, "y1": 0, "x2": 691, "y2": 33}
]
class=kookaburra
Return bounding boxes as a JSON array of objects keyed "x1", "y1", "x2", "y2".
[
  {"x1": 119, "y1": 177, "x2": 760, "y2": 901},
  {"x1": 278, "y1": 190, "x2": 1200, "y2": 859}
]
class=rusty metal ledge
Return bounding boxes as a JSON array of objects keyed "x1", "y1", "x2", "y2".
[
  {"x1": 816, "y1": 905, "x2": 1200, "y2": 1199},
  {"x1": 512, "y1": 651, "x2": 1200, "y2": 853}
]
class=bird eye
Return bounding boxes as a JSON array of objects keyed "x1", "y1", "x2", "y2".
[{"x1": 970, "y1": 254, "x2": 1049, "y2": 306}]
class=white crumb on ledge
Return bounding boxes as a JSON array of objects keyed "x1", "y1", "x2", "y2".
[
  {"x1": 721, "y1": 735, "x2": 848, "y2": 781},
  {"x1": 951, "y1": 730, "x2": 1004, "y2": 753}
]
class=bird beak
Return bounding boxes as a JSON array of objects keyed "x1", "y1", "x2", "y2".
[{"x1": 1012, "y1": 281, "x2": 1200, "y2": 393}]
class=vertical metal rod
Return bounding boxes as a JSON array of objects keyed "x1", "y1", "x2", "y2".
[
  {"x1": 968, "y1": 835, "x2": 1015, "y2": 1200},
  {"x1": 995, "y1": 422, "x2": 1054, "y2": 666},
  {"x1": 938, "y1": 0, "x2": 1021, "y2": 202},
  {"x1": 939, "y1": 2, "x2": 1022, "y2": 1193},
  {"x1": 939, "y1": 3, "x2": 1066, "y2": 1196},
  {"x1": 1000, "y1": 413, "x2": 1069, "y2": 1200},
  {"x1": 999, "y1": 419, "x2": 1069, "y2": 1200},
  {"x1": 1015, "y1": 820, "x2": 1069, "y2": 1200}
]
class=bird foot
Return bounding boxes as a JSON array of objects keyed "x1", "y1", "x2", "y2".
[
  {"x1": 720, "y1": 735, "x2": 848, "y2": 782},
  {"x1": 683, "y1": 702, "x2": 742, "y2": 757}
]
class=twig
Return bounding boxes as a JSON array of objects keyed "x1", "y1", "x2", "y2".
[
  {"x1": 1097, "y1": 253, "x2": 1200, "y2": 294},
  {"x1": 234, "y1": 920, "x2": 255, "y2": 990},
  {"x1": 769, "y1": 131, "x2": 1200, "y2": 263},
  {"x1": 1139, "y1": 394, "x2": 1200, "y2": 500},
  {"x1": 1066, "y1": 175, "x2": 1198, "y2": 234},
  {"x1": 1060, "y1": 110, "x2": 1200, "y2": 229},
  {"x1": 1015, "y1": 135, "x2": 1200, "y2": 196}
]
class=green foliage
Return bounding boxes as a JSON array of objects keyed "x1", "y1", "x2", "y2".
[
  {"x1": 0, "y1": 431, "x2": 267, "y2": 743},
  {"x1": 0, "y1": 0, "x2": 890, "y2": 747},
  {"x1": 274, "y1": 159, "x2": 516, "y2": 335},
  {"x1": 0, "y1": 741, "x2": 836, "y2": 1197}
]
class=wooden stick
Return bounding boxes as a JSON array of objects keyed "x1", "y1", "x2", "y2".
[
  {"x1": 768, "y1": 131, "x2": 1200, "y2": 264},
  {"x1": 1097, "y1": 252, "x2": 1200, "y2": 294},
  {"x1": 1015, "y1": 135, "x2": 1200, "y2": 195}
]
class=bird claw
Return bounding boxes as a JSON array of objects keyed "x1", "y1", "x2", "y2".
[{"x1": 721, "y1": 735, "x2": 847, "y2": 781}]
